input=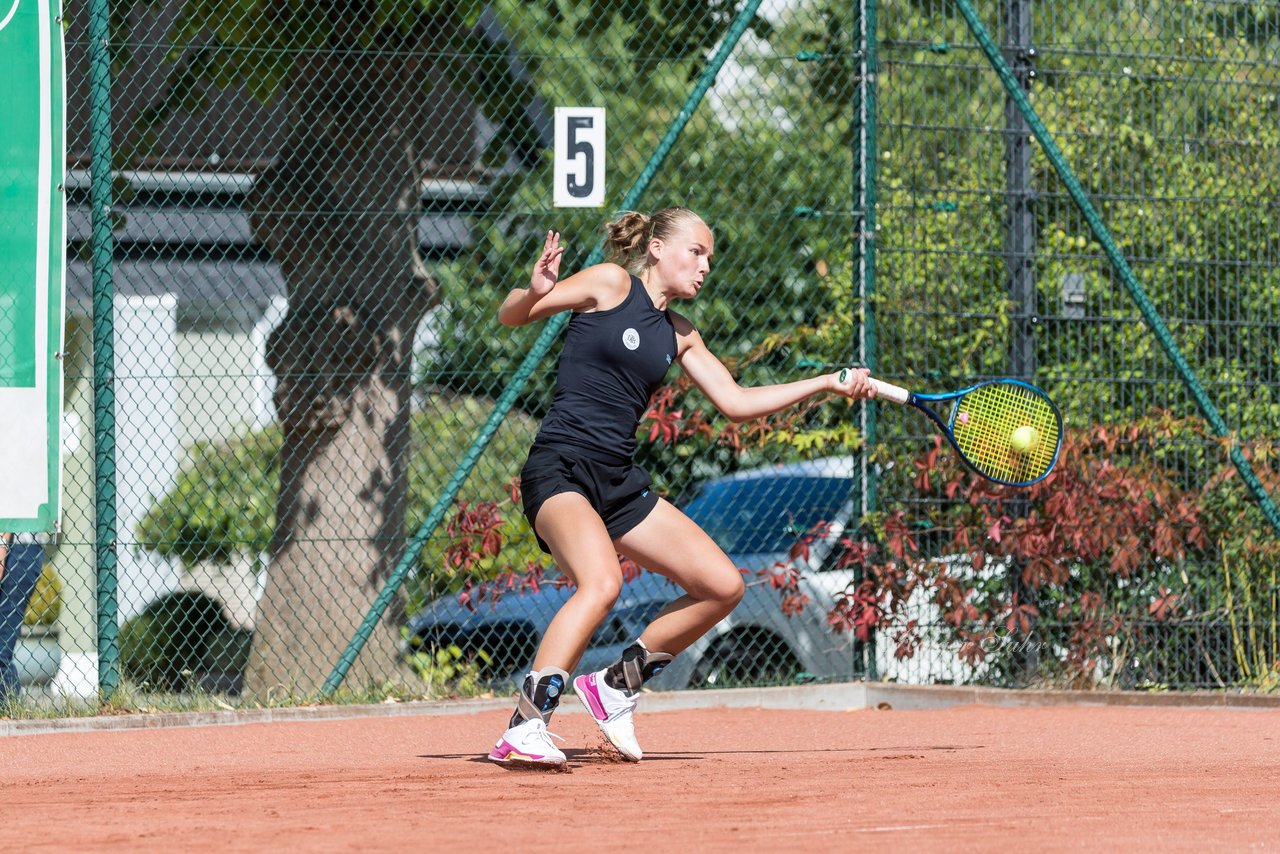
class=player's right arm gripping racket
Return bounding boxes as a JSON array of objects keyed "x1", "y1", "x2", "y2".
[{"x1": 846, "y1": 371, "x2": 1064, "y2": 487}]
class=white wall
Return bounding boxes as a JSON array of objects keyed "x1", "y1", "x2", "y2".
[{"x1": 114, "y1": 294, "x2": 181, "y2": 622}]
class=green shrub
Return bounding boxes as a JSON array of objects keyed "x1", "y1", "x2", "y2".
[
  {"x1": 402, "y1": 638, "x2": 492, "y2": 698},
  {"x1": 23, "y1": 563, "x2": 62, "y2": 628},
  {"x1": 119, "y1": 591, "x2": 233, "y2": 691},
  {"x1": 136, "y1": 397, "x2": 542, "y2": 601},
  {"x1": 136, "y1": 429, "x2": 280, "y2": 567}
]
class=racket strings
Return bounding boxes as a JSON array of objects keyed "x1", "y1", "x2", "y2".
[{"x1": 951, "y1": 383, "x2": 1061, "y2": 485}]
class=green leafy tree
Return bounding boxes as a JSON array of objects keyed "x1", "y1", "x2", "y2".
[{"x1": 138, "y1": 397, "x2": 540, "y2": 603}]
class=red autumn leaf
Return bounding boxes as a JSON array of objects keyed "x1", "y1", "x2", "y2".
[
  {"x1": 781, "y1": 593, "x2": 810, "y2": 617},
  {"x1": 1148, "y1": 586, "x2": 1180, "y2": 622},
  {"x1": 987, "y1": 518, "x2": 1004, "y2": 543},
  {"x1": 958, "y1": 639, "x2": 987, "y2": 665}
]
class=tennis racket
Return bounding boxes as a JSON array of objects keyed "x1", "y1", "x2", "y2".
[{"x1": 845, "y1": 371, "x2": 1063, "y2": 487}]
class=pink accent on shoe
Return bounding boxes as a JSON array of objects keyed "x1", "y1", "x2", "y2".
[
  {"x1": 574, "y1": 672, "x2": 608, "y2": 721},
  {"x1": 489, "y1": 738, "x2": 549, "y2": 763}
]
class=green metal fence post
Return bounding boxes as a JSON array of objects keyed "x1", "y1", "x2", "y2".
[
  {"x1": 321, "y1": 0, "x2": 769, "y2": 698},
  {"x1": 87, "y1": 0, "x2": 119, "y2": 695},
  {"x1": 951, "y1": 0, "x2": 1280, "y2": 538},
  {"x1": 1001, "y1": 0, "x2": 1040, "y2": 685},
  {"x1": 852, "y1": 0, "x2": 879, "y2": 680}
]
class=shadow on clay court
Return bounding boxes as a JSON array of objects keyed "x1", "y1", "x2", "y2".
[
  {"x1": 421, "y1": 743, "x2": 978, "y2": 765},
  {"x1": 420, "y1": 750, "x2": 703, "y2": 764}
]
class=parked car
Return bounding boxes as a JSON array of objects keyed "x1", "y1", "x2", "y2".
[{"x1": 403, "y1": 457, "x2": 869, "y2": 691}]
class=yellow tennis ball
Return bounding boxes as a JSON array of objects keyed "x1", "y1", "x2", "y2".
[{"x1": 1010, "y1": 425, "x2": 1039, "y2": 453}]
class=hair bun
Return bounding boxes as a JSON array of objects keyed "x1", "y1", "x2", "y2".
[{"x1": 602, "y1": 207, "x2": 706, "y2": 274}]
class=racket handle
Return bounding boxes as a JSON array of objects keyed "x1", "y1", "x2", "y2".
[{"x1": 869, "y1": 377, "x2": 911, "y2": 405}]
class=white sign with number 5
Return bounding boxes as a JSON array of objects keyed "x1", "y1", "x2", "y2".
[{"x1": 553, "y1": 107, "x2": 605, "y2": 208}]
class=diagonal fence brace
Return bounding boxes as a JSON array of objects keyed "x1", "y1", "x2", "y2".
[{"x1": 952, "y1": 0, "x2": 1280, "y2": 538}]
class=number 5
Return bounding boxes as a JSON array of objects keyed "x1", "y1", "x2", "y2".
[
  {"x1": 565, "y1": 117, "x2": 595, "y2": 198},
  {"x1": 554, "y1": 107, "x2": 606, "y2": 208}
]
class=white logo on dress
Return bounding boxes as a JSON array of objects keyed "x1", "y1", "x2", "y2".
[{"x1": 622, "y1": 328, "x2": 640, "y2": 350}]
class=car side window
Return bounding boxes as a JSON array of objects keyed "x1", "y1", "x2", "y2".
[{"x1": 682, "y1": 475, "x2": 854, "y2": 557}]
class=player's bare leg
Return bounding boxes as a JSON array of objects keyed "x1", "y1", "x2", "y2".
[
  {"x1": 617, "y1": 498, "x2": 744, "y2": 653},
  {"x1": 532, "y1": 492, "x2": 626, "y2": 669},
  {"x1": 489, "y1": 493, "x2": 623, "y2": 769},
  {"x1": 574, "y1": 498, "x2": 744, "y2": 761}
]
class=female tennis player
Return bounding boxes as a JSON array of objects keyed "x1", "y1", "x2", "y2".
[{"x1": 488, "y1": 207, "x2": 874, "y2": 768}]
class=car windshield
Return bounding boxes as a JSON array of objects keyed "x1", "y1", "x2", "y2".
[{"x1": 680, "y1": 474, "x2": 853, "y2": 556}]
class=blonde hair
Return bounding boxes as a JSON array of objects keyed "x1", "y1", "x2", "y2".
[{"x1": 603, "y1": 207, "x2": 708, "y2": 274}]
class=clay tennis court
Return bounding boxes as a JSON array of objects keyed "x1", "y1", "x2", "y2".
[{"x1": 3, "y1": 686, "x2": 1278, "y2": 851}]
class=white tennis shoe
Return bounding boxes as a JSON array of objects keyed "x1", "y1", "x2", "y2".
[
  {"x1": 573, "y1": 670, "x2": 642, "y2": 761},
  {"x1": 487, "y1": 717, "x2": 566, "y2": 769}
]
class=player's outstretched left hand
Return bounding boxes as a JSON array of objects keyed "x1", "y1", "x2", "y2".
[{"x1": 530, "y1": 230, "x2": 565, "y2": 296}]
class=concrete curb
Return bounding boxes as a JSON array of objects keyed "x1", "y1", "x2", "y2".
[{"x1": 3, "y1": 681, "x2": 1278, "y2": 738}]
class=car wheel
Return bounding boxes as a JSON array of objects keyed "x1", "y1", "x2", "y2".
[{"x1": 688, "y1": 631, "x2": 802, "y2": 689}]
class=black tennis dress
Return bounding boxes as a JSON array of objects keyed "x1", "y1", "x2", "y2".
[{"x1": 519, "y1": 275, "x2": 679, "y2": 550}]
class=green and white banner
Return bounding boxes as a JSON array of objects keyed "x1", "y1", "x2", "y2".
[{"x1": 0, "y1": 0, "x2": 65, "y2": 532}]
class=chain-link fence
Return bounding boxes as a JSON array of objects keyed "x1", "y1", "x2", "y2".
[
  {"x1": 869, "y1": 0, "x2": 1280, "y2": 691},
  {"x1": 6, "y1": 0, "x2": 1278, "y2": 709}
]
